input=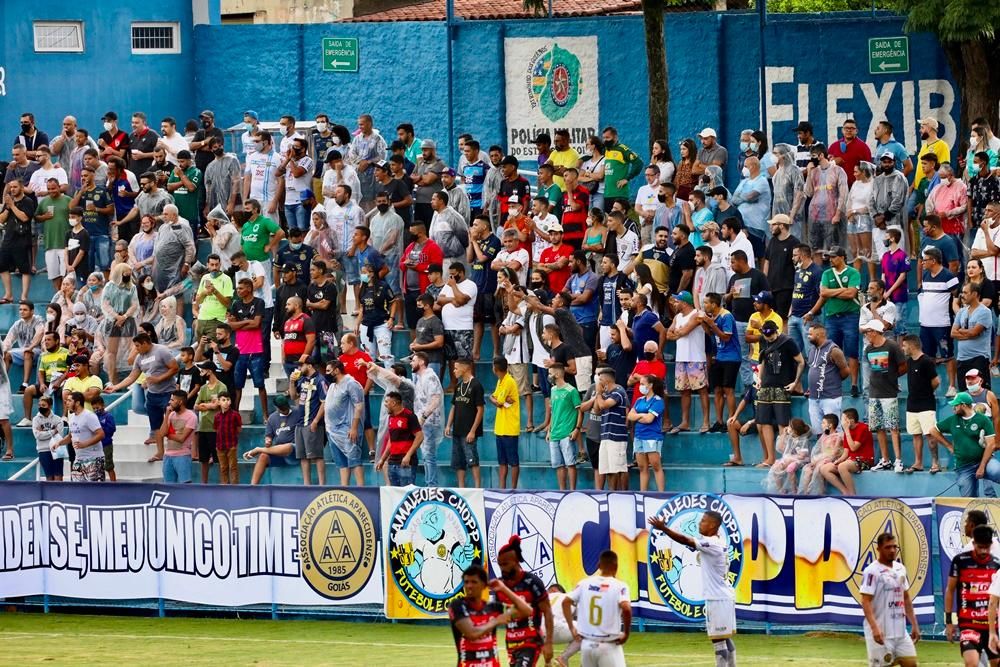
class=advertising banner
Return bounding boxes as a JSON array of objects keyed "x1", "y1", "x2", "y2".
[
  {"x1": 503, "y1": 36, "x2": 599, "y2": 161},
  {"x1": 0, "y1": 483, "x2": 383, "y2": 606},
  {"x1": 935, "y1": 497, "x2": 1000, "y2": 593}
]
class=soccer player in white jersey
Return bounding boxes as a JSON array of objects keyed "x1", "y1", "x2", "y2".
[
  {"x1": 564, "y1": 550, "x2": 631, "y2": 667},
  {"x1": 859, "y1": 533, "x2": 921, "y2": 667},
  {"x1": 649, "y1": 509, "x2": 736, "y2": 667},
  {"x1": 548, "y1": 583, "x2": 582, "y2": 667}
]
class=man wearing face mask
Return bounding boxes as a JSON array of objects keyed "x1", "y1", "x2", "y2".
[
  {"x1": 239, "y1": 111, "x2": 260, "y2": 161},
  {"x1": 929, "y1": 392, "x2": 1000, "y2": 497},
  {"x1": 803, "y1": 144, "x2": 848, "y2": 253},
  {"x1": 13, "y1": 113, "x2": 49, "y2": 161},
  {"x1": 189, "y1": 110, "x2": 224, "y2": 175},
  {"x1": 243, "y1": 130, "x2": 282, "y2": 216},
  {"x1": 166, "y1": 150, "x2": 202, "y2": 228},
  {"x1": 928, "y1": 162, "x2": 968, "y2": 243},
  {"x1": 312, "y1": 113, "x2": 335, "y2": 199},
  {"x1": 600, "y1": 126, "x2": 643, "y2": 213},
  {"x1": 732, "y1": 157, "x2": 772, "y2": 256},
  {"x1": 870, "y1": 151, "x2": 909, "y2": 256},
  {"x1": 204, "y1": 137, "x2": 241, "y2": 220},
  {"x1": 279, "y1": 137, "x2": 314, "y2": 232},
  {"x1": 98, "y1": 111, "x2": 130, "y2": 163},
  {"x1": 152, "y1": 204, "x2": 197, "y2": 292}
]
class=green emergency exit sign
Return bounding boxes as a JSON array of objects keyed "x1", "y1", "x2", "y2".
[
  {"x1": 869, "y1": 37, "x2": 909, "y2": 75},
  {"x1": 322, "y1": 37, "x2": 358, "y2": 73}
]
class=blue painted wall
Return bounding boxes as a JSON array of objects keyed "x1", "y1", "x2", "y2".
[
  {"x1": 2, "y1": 6, "x2": 956, "y2": 186},
  {"x1": 1, "y1": 0, "x2": 195, "y2": 144}
]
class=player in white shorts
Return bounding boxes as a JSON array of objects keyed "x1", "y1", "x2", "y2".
[
  {"x1": 859, "y1": 533, "x2": 921, "y2": 667},
  {"x1": 548, "y1": 584, "x2": 582, "y2": 667},
  {"x1": 564, "y1": 550, "x2": 631, "y2": 667},
  {"x1": 649, "y1": 509, "x2": 737, "y2": 667}
]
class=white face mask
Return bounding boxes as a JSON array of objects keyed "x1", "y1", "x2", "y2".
[
  {"x1": 638, "y1": 384, "x2": 650, "y2": 395},
  {"x1": 742, "y1": 167, "x2": 751, "y2": 179},
  {"x1": 968, "y1": 381, "x2": 982, "y2": 393},
  {"x1": 46, "y1": 313, "x2": 56, "y2": 323},
  {"x1": 103, "y1": 122, "x2": 113, "y2": 133},
  {"x1": 143, "y1": 280, "x2": 154, "y2": 290},
  {"x1": 316, "y1": 122, "x2": 328, "y2": 133}
]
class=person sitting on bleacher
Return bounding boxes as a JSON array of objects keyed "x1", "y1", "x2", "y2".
[
  {"x1": 245, "y1": 394, "x2": 302, "y2": 485},
  {"x1": 4, "y1": 301, "x2": 44, "y2": 393}
]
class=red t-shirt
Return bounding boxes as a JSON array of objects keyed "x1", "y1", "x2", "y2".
[
  {"x1": 561, "y1": 186, "x2": 590, "y2": 245},
  {"x1": 828, "y1": 137, "x2": 872, "y2": 187},
  {"x1": 504, "y1": 215, "x2": 533, "y2": 254},
  {"x1": 539, "y1": 243, "x2": 574, "y2": 292},
  {"x1": 387, "y1": 409, "x2": 421, "y2": 461},
  {"x1": 844, "y1": 422, "x2": 874, "y2": 463},
  {"x1": 282, "y1": 313, "x2": 315, "y2": 358},
  {"x1": 339, "y1": 350, "x2": 372, "y2": 388},
  {"x1": 631, "y1": 359, "x2": 667, "y2": 403}
]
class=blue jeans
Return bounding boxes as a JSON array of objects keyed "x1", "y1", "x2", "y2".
[
  {"x1": 788, "y1": 314, "x2": 816, "y2": 362},
  {"x1": 388, "y1": 463, "x2": 415, "y2": 486},
  {"x1": 825, "y1": 312, "x2": 860, "y2": 361},
  {"x1": 956, "y1": 459, "x2": 1000, "y2": 498},
  {"x1": 421, "y1": 421, "x2": 442, "y2": 486},
  {"x1": 131, "y1": 383, "x2": 147, "y2": 415},
  {"x1": 145, "y1": 390, "x2": 172, "y2": 434},
  {"x1": 88, "y1": 234, "x2": 112, "y2": 271},
  {"x1": 162, "y1": 455, "x2": 192, "y2": 483},
  {"x1": 284, "y1": 204, "x2": 310, "y2": 232},
  {"x1": 808, "y1": 397, "x2": 842, "y2": 435},
  {"x1": 893, "y1": 301, "x2": 908, "y2": 337},
  {"x1": 735, "y1": 320, "x2": 752, "y2": 390}
]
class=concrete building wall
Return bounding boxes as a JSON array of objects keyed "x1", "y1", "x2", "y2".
[{"x1": 221, "y1": 0, "x2": 353, "y2": 24}]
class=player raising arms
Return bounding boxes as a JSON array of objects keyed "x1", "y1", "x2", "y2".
[
  {"x1": 495, "y1": 535, "x2": 555, "y2": 666},
  {"x1": 948, "y1": 525, "x2": 1000, "y2": 667},
  {"x1": 563, "y1": 549, "x2": 631, "y2": 667},
  {"x1": 450, "y1": 563, "x2": 533, "y2": 667},
  {"x1": 859, "y1": 533, "x2": 921, "y2": 667},
  {"x1": 648, "y1": 510, "x2": 737, "y2": 667}
]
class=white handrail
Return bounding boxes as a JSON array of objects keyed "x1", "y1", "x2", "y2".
[
  {"x1": 9, "y1": 457, "x2": 39, "y2": 481},
  {"x1": 105, "y1": 389, "x2": 132, "y2": 413}
]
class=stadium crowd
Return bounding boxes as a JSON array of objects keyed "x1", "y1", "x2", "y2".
[{"x1": 3, "y1": 108, "x2": 1000, "y2": 497}]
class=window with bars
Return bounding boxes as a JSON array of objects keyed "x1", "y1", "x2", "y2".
[
  {"x1": 33, "y1": 21, "x2": 84, "y2": 53},
  {"x1": 131, "y1": 22, "x2": 181, "y2": 54}
]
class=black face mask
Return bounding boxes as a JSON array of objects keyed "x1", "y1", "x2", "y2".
[
  {"x1": 657, "y1": 194, "x2": 667, "y2": 203},
  {"x1": 376, "y1": 203, "x2": 390, "y2": 213},
  {"x1": 810, "y1": 157, "x2": 820, "y2": 166},
  {"x1": 644, "y1": 351, "x2": 655, "y2": 361},
  {"x1": 530, "y1": 281, "x2": 544, "y2": 289},
  {"x1": 121, "y1": 274, "x2": 131, "y2": 284},
  {"x1": 213, "y1": 148, "x2": 225, "y2": 157},
  {"x1": 603, "y1": 139, "x2": 615, "y2": 149},
  {"x1": 39, "y1": 408, "x2": 50, "y2": 416},
  {"x1": 202, "y1": 120, "x2": 212, "y2": 129},
  {"x1": 20, "y1": 123, "x2": 31, "y2": 134},
  {"x1": 920, "y1": 131, "x2": 929, "y2": 140}
]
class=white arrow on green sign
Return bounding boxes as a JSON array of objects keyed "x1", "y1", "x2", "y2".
[
  {"x1": 322, "y1": 37, "x2": 358, "y2": 73},
  {"x1": 868, "y1": 36, "x2": 908, "y2": 75}
]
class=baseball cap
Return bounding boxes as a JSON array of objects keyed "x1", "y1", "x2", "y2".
[
  {"x1": 273, "y1": 395, "x2": 290, "y2": 409},
  {"x1": 500, "y1": 155, "x2": 519, "y2": 167},
  {"x1": 374, "y1": 160, "x2": 390, "y2": 171},
  {"x1": 72, "y1": 354, "x2": 89, "y2": 365},
  {"x1": 877, "y1": 150, "x2": 896, "y2": 161},
  {"x1": 199, "y1": 109, "x2": 215, "y2": 119},
  {"x1": 548, "y1": 222, "x2": 564, "y2": 232},
  {"x1": 444, "y1": 167, "x2": 456, "y2": 177},
  {"x1": 243, "y1": 110, "x2": 259, "y2": 121},
  {"x1": 672, "y1": 291, "x2": 694, "y2": 306},
  {"x1": 420, "y1": 138, "x2": 436, "y2": 149},
  {"x1": 698, "y1": 127, "x2": 717, "y2": 138},
  {"x1": 918, "y1": 117, "x2": 939, "y2": 130},
  {"x1": 281, "y1": 263, "x2": 298, "y2": 273},
  {"x1": 824, "y1": 245, "x2": 848, "y2": 258},
  {"x1": 102, "y1": 111, "x2": 118, "y2": 121},
  {"x1": 199, "y1": 361, "x2": 219, "y2": 373},
  {"x1": 533, "y1": 133, "x2": 552, "y2": 145},
  {"x1": 793, "y1": 121, "x2": 813, "y2": 133},
  {"x1": 508, "y1": 194, "x2": 522, "y2": 204},
  {"x1": 753, "y1": 291, "x2": 774, "y2": 305},
  {"x1": 761, "y1": 320, "x2": 780, "y2": 335},
  {"x1": 768, "y1": 214, "x2": 791, "y2": 227},
  {"x1": 861, "y1": 320, "x2": 884, "y2": 333},
  {"x1": 950, "y1": 391, "x2": 973, "y2": 406},
  {"x1": 966, "y1": 368, "x2": 982, "y2": 379}
]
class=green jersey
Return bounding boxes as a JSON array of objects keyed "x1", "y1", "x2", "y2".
[
  {"x1": 241, "y1": 215, "x2": 280, "y2": 261},
  {"x1": 549, "y1": 382, "x2": 582, "y2": 441},
  {"x1": 167, "y1": 166, "x2": 203, "y2": 224},
  {"x1": 196, "y1": 381, "x2": 227, "y2": 432},
  {"x1": 38, "y1": 194, "x2": 70, "y2": 250},
  {"x1": 937, "y1": 412, "x2": 995, "y2": 468},
  {"x1": 602, "y1": 142, "x2": 643, "y2": 200},
  {"x1": 820, "y1": 266, "x2": 861, "y2": 316}
]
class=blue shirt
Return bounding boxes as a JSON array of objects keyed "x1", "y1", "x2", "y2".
[
  {"x1": 95, "y1": 409, "x2": 116, "y2": 448},
  {"x1": 462, "y1": 160, "x2": 489, "y2": 210},
  {"x1": 568, "y1": 271, "x2": 600, "y2": 325},
  {"x1": 790, "y1": 263, "x2": 824, "y2": 317},
  {"x1": 712, "y1": 310, "x2": 741, "y2": 362},
  {"x1": 600, "y1": 386, "x2": 629, "y2": 441},
  {"x1": 276, "y1": 241, "x2": 316, "y2": 284},
  {"x1": 633, "y1": 394, "x2": 664, "y2": 440},
  {"x1": 632, "y1": 309, "x2": 660, "y2": 353},
  {"x1": 920, "y1": 233, "x2": 959, "y2": 267},
  {"x1": 470, "y1": 234, "x2": 501, "y2": 294},
  {"x1": 956, "y1": 303, "x2": 994, "y2": 361},
  {"x1": 356, "y1": 245, "x2": 385, "y2": 274},
  {"x1": 732, "y1": 174, "x2": 772, "y2": 235},
  {"x1": 876, "y1": 139, "x2": 910, "y2": 173}
]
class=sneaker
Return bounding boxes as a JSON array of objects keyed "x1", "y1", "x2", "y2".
[
  {"x1": 850, "y1": 385, "x2": 860, "y2": 398},
  {"x1": 946, "y1": 386, "x2": 958, "y2": 398},
  {"x1": 871, "y1": 458, "x2": 892, "y2": 471},
  {"x1": 709, "y1": 421, "x2": 725, "y2": 433},
  {"x1": 368, "y1": 450, "x2": 376, "y2": 464},
  {"x1": 576, "y1": 451, "x2": 589, "y2": 465},
  {"x1": 15, "y1": 417, "x2": 30, "y2": 428},
  {"x1": 893, "y1": 459, "x2": 904, "y2": 473},
  {"x1": 17, "y1": 383, "x2": 27, "y2": 394}
]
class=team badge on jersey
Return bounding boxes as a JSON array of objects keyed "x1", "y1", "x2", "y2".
[
  {"x1": 846, "y1": 498, "x2": 929, "y2": 605},
  {"x1": 646, "y1": 493, "x2": 743, "y2": 621},
  {"x1": 487, "y1": 493, "x2": 556, "y2": 585},
  {"x1": 387, "y1": 488, "x2": 483, "y2": 613},
  {"x1": 299, "y1": 490, "x2": 377, "y2": 600}
]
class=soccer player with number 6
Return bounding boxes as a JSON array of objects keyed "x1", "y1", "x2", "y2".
[{"x1": 563, "y1": 549, "x2": 631, "y2": 667}]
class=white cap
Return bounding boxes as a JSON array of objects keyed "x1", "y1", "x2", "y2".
[
  {"x1": 508, "y1": 194, "x2": 521, "y2": 204},
  {"x1": 861, "y1": 320, "x2": 884, "y2": 333},
  {"x1": 698, "y1": 127, "x2": 717, "y2": 138}
]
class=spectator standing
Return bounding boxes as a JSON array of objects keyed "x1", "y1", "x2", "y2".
[
  {"x1": 127, "y1": 113, "x2": 159, "y2": 177},
  {"x1": 702, "y1": 292, "x2": 741, "y2": 432},
  {"x1": 762, "y1": 215, "x2": 799, "y2": 320},
  {"x1": 953, "y1": 281, "x2": 994, "y2": 388},
  {"x1": 694, "y1": 127, "x2": 729, "y2": 174},
  {"x1": 601, "y1": 127, "x2": 643, "y2": 212},
  {"x1": 546, "y1": 362, "x2": 582, "y2": 491},
  {"x1": 929, "y1": 393, "x2": 1000, "y2": 498},
  {"x1": 721, "y1": 218, "x2": 755, "y2": 269},
  {"x1": 193, "y1": 361, "x2": 226, "y2": 483},
  {"x1": 194, "y1": 254, "x2": 233, "y2": 340},
  {"x1": 828, "y1": 118, "x2": 873, "y2": 187},
  {"x1": 725, "y1": 249, "x2": 769, "y2": 388},
  {"x1": 859, "y1": 279, "x2": 898, "y2": 391},
  {"x1": 213, "y1": 393, "x2": 242, "y2": 485},
  {"x1": 928, "y1": 163, "x2": 968, "y2": 246},
  {"x1": 355, "y1": 262, "x2": 394, "y2": 363},
  {"x1": 429, "y1": 189, "x2": 470, "y2": 275},
  {"x1": 165, "y1": 150, "x2": 202, "y2": 227},
  {"x1": 596, "y1": 255, "x2": 635, "y2": 349},
  {"x1": 499, "y1": 288, "x2": 533, "y2": 430},
  {"x1": 594, "y1": 367, "x2": 630, "y2": 491},
  {"x1": 492, "y1": 229, "x2": 530, "y2": 292},
  {"x1": 861, "y1": 320, "x2": 906, "y2": 473},
  {"x1": 151, "y1": 205, "x2": 196, "y2": 293},
  {"x1": 411, "y1": 351, "x2": 444, "y2": 486},
  {"x1": 59, "y1": 391, "x2": 106, "y2": 482},
  {"x1": 370, "y1": 189, "x2": 406, "y2": 325},
  {"x1": 279, "y1": 137, "x2": 313, "y2": 232},
  {"x1": 491, "y1": 357, "x2": 521, "y2": 489},
  {"x1": 324, "y1": 359, "x2": 366, "y2": 487},
  {"x1": 634, "y1": 165, "x2": 661, "y2": 246},
  {"x1": 322, "y1": 150, "x2": 362, "y2": 205},
  {"x1": 880, "y1": 228, "x2": 910, "y2": 338},
  {"x1": 819, "y1": 246, "x2": 862, "y2": 396},
  {"x1": 870, "y1": 152, "x2": 909, "y2": 255},
  {"x1": 33, "y1": 395, "x2": 64, "y2": 481},
  {"x1": 771, "y1": 144, "x2": 805, "y2": 240},
  {"x1": 918, "y1": 246, "x2": 960, "y2": 397},
  {"x1": 731, "y1": 157, "x2": 772, "y2": 254},
  {"x1": 346, "y1": 114, "x2": 387, "y2": 210},
  {"x1": 667, "y1": 291, "x2": 711, "y2": 434},
  {"x1": 240, "y1": 198, "x2": 285, "y2": 277},
  {"x1": 305, "y1": 260, "x2": 340, "y2": 361},
  {"x1": 228, "y1": 277, "x2": 268, "y2": 416},
  {"x1": 289, "y1": 358, "x2": 328, "y2": 486},
  {"x1": 445, "y1": 357, "x2": 485, "y2": 488},
  {"x1": 71, "y1": 166, "x2": 114, "y2": 275},
  {"x1": 36, "y1": 178, "x2": 72, "y2": 291},
  {"x1": 400, "y1": 221, "x2": 444, "y2": 331},
  {"x1": 0, "y1": 179, "x2": 36, "y2": 302},
  {"x1": 468, "y1": 215, "x2": 502, "y2": 358},
  {"x1": 901, "y1": 335, "x2": 941, "y2": 473},
  {"x1": 411, "y1": 140, "x2": 446, "y2": 225},
  {"x1": 872, "y1": 120, "x2": 913, "y2": 177},
  {"x1": 756, "y1": 320, "x2": 805, "y2": 466},
  {"x1": 203, "y1": 136, "x2": 242, "y2": 220},
  {"x1": 373, "y1": 161, "x2": 412, "y2": 227},
  {"x1": 803, "y1": 144, "x2": 849, "y2": 253},
  {"x1": 788, "y1": 243, "x2": 823, "y2": 359},
  {"x1": 243, "y1": 131, "x2": 282, "y2": 216},
  {"x1": 412, "y1": 293, "x2": 446, "y2": 377},
  {"x1": 438, "y1": 262, "x2": 477, "y2": 389},
  {"x1": 281, "y1": 296, "x2": 315, "y2": 375},
  {"x1": 375, "y1": 391, "x2": 423, "y2": 486}
]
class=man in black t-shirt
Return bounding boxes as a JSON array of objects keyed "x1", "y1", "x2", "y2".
[
  {"x1": 273, "y1": 264, "x2": 307, "y2": 338},
  {"x1": 862, "y1": 320, "x2": 907, "y2": 471},
  {"x1": 763, "y1": 214, "x2": 800, "y2": 320},
  {"x1": 374, "y1": 160, "x2": 413, "y2": 225},
  {"x1": 726, "y1": 249, "x2": 770, "y2": 389},
  {"x1": 445, "y1": 357, "x2": 485, "y2": 488},
  {"x1": 189, "y1": 110, "x2": 225, "y2": 174},
  {"x1": 229, "y1": 278, "x2": 268, "y2": 416},
  {"x1": 668, "y1": 224, "x2": 696, "y2": 296},
  {"x1": 128, "y1": 112, "x2": 160, "y2": 176},
  {"x1": 757, "y1": 320, "x2": 804, "y2": 466},
  {"x1": 902, "y1": 334, "x2": 941, "y2": 472},
  {"x1": 543, "y1": 323, "x2": 577, "y2": 389},
  {"x1": 195, "y1": 323, "x2": 240, "y2": 398},
  {"x1": 306, "y1": 260, "x2": 340, "y2": 359},
  {"x1": 0, "y1": 179, "x2": 37, "y2": 292}
]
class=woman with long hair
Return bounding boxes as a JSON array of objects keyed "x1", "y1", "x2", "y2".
[
  {"x1": 847, "y1": 161, "x2": 875, "y2": 272},
  {"x1": 674, "y1": 138, "x2": 698, "y2": 200},
  {"x1": 154, "y1": 295, "x2": 186, "y2": 354},
  {"x1": 137, "y1": 273, "x2": 161, "y2": 324},
  {"x1": 305, "y1": 208, "x2": 336, "y2": 262},
  {"x1": 355, "y1": 262, "x2": 394, "y2": 363},
  {"x1": 43, "y1": 302, "x2": 62, "y2": 340},
  {"x1": 966, "y1": 126, "x2": 999, "y2": 181},
  {"x1": 627, "y1": 373, "x2": 666, "y2": 492},
  {"x1": 650, "y1": 139, "x2": 675, "y2": 183},
  {"x1": 128, "y1": 215, "x2": 157, "y2": 279},
  {"x1": 50, "y1": 274, "x2": 77, "y2": 321},
  {"x1": 100, "y1": 262, "x2": 139, "y2": 384},
  {"x1": 752, "y1": 130, "x2": 776, "y2": 176},
  {"x1": 582, "y1": 208, "x2": 608, "y2": 268},
  {"x1": 578, "y1": 136, "x2": 606, "y2": 211},
  {"x1": 634, "y1": 263, "x2": 665, "y2": 318}
]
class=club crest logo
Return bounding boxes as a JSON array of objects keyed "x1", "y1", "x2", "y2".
[
  {"x1": 527, "y1": 43, "x2": 582, "y2": 122},
  {"x1": 300, "y1": 490, "x2": 377, "y2": 599},
  {"x1": 846, "y1": 498, "x2": 929, "y2": 604},
  {"x1": 488, "y1": 494, "x2": 556, "y2": 585}
]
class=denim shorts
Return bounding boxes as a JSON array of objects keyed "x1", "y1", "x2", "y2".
[
  {"x1": 549, "y1": 437, "x2": 576, "y2": 468},
  {"x1": 341, "y1": 253, "x2": 360, "y2": 285},
  {"x1": 162, "y1": 455, "x2": 192, "y2": 483},
  {"x1": 329, "y1": 432, "x2": 365, "y2": 467},
  {"x1": 388, "y1": 462, "x2": 416, "y2": 486},
  {"x1": 847, "y1": 214, "x2": 873, "y2": 235},
  {"x1": 451, "y1": 435, "x2": 480, "y2": 470},
  {"x1": 89, "y1": 234, "x2": 112, "y2": 271},
  {"x1": 38, "y1": 450, "x2": 64, "y2": 478},
  {"x1": 235, "y1": 352, "x2": 266, "y2": 389},
  {"x1": 496, "y1": 435, "x2": 520, "y2": 466},
  {"x1": 633, "y1": 438, "x2": 662, "y2": 456}
]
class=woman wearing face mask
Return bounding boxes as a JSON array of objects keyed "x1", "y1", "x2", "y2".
[
  {"x1": 577, "y1": 136, "x2": 606, "y2": 211},
  {"x1": 968, "y1": 151, "x2": 1000, "y2": 232},
  {"x1": 528, "y1": 269, "x2": 553, "y2": 304},
  {"x1": 100, "y1": 263, "x2": 139, "y2": 384},
  {"x1": 354, "y1": 262, "x2": 394, "y2": 363},
  {"x1": 650, "y1": 139, "x2": 675, "y2": 184},
  {"x1": 966, "y1": 127, "x2": 999, "y2": 182},
  {"x1": 51, "y1": 275, "x2": 77, "y2": 322},
  {"x1": 80, "y1": 272, "x2": 105, "y2": 320},
  {"x1": 581, "y1": 208, "x2": 608, "y2": 268},
  {"x1": 626, "y1": 374, "x2": 666, "y2": 492},
  {"x1": 846, "y1": 161, "x2": 875, "y2": 272},
  {"x1": 44, "y1": 303, "x2": 63, "y2": 341},
  {"x1": 697, "y1": 165, "x2": 727, "y2": 212},
  {"x1": 128, "y1": 215, "x2": 158, "y2": 278},
  {"x1": 674, "y1": 139, "x2": 698, "y2": 201},
  {"x1": 137, "y1": 275, "x2": 161, "y2": 325},
  {"x1": 304, "y1": 209, "x2": 336, "y2": 263},
  {"x1": 154, "y1": 296, "x2": 186, "y2": 354}
]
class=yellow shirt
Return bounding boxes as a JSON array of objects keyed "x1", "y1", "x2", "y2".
[
  {"x1": 913, "y1": 138, "x2": 950, "y2": 189},
  {"x1": 547, "y1": 147, "x2": 581, "y2": 191},
  {"x1": 493, "y1": 373, "x2": 521, "y2": 436},
  {"x1": 747, "y1": 310, "x2": 784, "y2": 361},
  {"x1": 64, "y1": 375, "x2": 104, "y2": 411}
]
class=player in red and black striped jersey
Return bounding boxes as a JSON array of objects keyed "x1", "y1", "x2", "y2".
[
  {"x1": 947, "y1": 525, "x2": 1000, "y2": 666},
  {"x1": 450, "y1": 563, "x2": 532, "y2": 667},
  {"x1": 495, "y1": 536, "x2": 555, "y2": 667}
]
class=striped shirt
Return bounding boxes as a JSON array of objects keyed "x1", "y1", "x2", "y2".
[
  {"x1": 600, "y1": 386, "x2": 629, "y2": 442},
  {"x1": 462, "y1": 159, "x2": 489, "y2": 210},
  {"x1": 917, "y1": 267, "x2": 958, "y2": 328}
]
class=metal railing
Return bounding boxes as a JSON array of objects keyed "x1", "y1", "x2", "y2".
[{"x1": 7, "y1": 390, "x2": 134, "y2": 482}]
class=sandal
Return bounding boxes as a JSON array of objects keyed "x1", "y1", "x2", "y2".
[
  {"x1": 147, "y1": 455, "x2": 163, "y2": 463},
  {"x1": 903, "y1": 466, "x2": 923, "y2": 474},
  {"x1": 929, "y1": 465, "x2": 942, "y2": 474},
  {"x1": 699, "y1": 425, "x2": 711, "y2": 434},
  {"x1": 722, "y1": 461, "x2": 743, "y2": 467},
  {"x1": 2, "y1": 452, "x2": 13, "y2": 461},
  {"x1": 669, "y1": 426, "x2": 690, "y2": 435},
  {"x1": 0, "y1": 298, "x2": 12, "y2": 305},
  {"x1": 754, "y1": 462, "x2": 771, "y2": 468}
]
